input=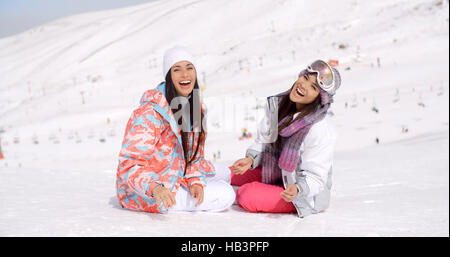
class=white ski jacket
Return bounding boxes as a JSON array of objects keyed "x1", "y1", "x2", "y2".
[{"x1": 245, "y1": 95, "x2": 337, "y2": 218}]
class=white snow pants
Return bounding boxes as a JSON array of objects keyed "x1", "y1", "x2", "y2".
[{"x1": 170, "y1": 163, "x2": 235, "y2": 212}]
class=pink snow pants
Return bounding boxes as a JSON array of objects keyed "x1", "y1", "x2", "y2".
[{"x1": 230, "y1": 166, "x2": 296, "y2": 213}]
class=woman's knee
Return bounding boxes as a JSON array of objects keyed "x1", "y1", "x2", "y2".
[
  {"x1": 236, "y1": 182, "x2": 266, "y2": 212},
  {"x1": 236, "y1": 182, "x2": 294, "y2": 213},
  {"x1": 204, "y1": 181, "x2": 236, "y2": 211},
  {"x1": 219, "y1": 181, "x2": 236, "y2": 208}
]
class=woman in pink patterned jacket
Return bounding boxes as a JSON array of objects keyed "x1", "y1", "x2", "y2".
[{"x1": 116, "y1": 46, "x2": 235, "y2": 214}]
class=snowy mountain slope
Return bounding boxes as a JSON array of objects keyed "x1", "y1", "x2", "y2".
[
  {"x1": 0, "y1": 0, "x2": 448, "y2": 134},
  {"x1": 0, "y1": 0, "x2": 448, "y2": 236}
]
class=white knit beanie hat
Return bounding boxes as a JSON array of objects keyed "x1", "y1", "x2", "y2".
[{"x1": 162, "y1": 46, "x2": 196, "y2": 78}]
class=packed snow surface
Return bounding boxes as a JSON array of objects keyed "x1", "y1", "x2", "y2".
[{"x1": 0, "y1": 0, "x2": 448, "y2": 236}]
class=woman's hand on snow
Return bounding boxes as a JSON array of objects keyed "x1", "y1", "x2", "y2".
[
  {"x1": 152, "y1": 184, "x2": 176, "y2": 208},
  {"x1": 190, "y1": 184, "x2": 204, "y2": 206},
  {"x1": 280, "y1": 184, "x2": 299, "y2": 202},
  {"x1": 231, "y1": 157, "x2": 253, "y2": 175}
]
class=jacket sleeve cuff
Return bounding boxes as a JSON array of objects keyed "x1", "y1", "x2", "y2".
[
  {"x1": 295, "y1": 179, "x2": 310, "y2": 199},
  {"x1": 246, "y1": 149, "x2": 262, "y2": 169},
  {"x1": 187, "y1": 177, "x2": 205, "y2": 190}
]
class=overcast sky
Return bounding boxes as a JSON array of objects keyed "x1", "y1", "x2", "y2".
[{"x1": 0, "y1": 0, "x2": 158, "y2": 38}]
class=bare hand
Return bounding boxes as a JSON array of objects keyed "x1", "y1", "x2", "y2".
[
  {"x1": 152, "y1": 185, "x2": 176, "y2": 208},
  {"x1": 280, "y1": 184, "x2": 298, "y2": 202},
  {"x1": 190, "y1": 184, "x2": 204, "y2": 207},
  {"x1": 231, "y1": 157, "x2": 253, "y2": 175}
]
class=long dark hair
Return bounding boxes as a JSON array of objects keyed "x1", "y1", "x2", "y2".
[
  {"x1": 164, "y1": 71, "x2": 205, "y2": 174},
  {"x1": 272, "y1": 76, "x2": 322, "y2": 151}
]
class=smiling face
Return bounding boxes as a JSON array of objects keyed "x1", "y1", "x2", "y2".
[
  {"x1": 170, "y1": 61, "x2": 196, "y2": 97},
  {"x1": 289, "y1": 72, "x2": 321, "y2": 110}
]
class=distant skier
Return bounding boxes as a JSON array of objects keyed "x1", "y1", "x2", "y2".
[
  {"x1": 375, "y1": 137, "x2": 380, "y2": 144},
  {"x1": 231, "y1": 60, "x2": 341, "y2": 218},
  {"x1": 239, "y1": 128, "x2": 252, "y2": 140},
  {"x1": 242, "y1": 128, "x2": 248, "y2": 138},
  {"x1": 402, "y1": 126, "x2": 409, "y2": 134}
]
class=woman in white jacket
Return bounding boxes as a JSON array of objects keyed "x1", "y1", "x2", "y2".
[{"x1": 231, "y1": 60, "x2": 341, "y2": 218}]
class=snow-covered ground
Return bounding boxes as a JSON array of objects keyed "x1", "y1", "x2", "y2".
[
  {"x1": 0, "y1": 130, "x2": 448, "y2": 236},
  {"x1": 0, "y1": 0, "x2": 448, "y2": 236}
]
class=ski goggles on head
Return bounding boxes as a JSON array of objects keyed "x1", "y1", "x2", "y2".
[{"x1": 305, "y1": 60, "x2": 335, "y2": 92}]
